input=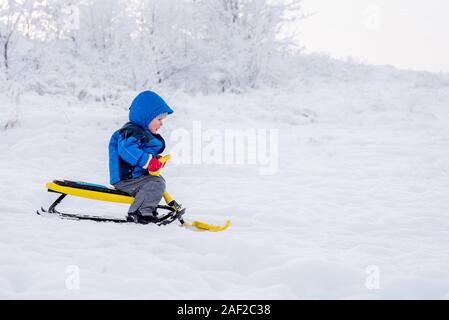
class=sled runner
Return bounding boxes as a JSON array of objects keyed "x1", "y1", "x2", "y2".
[{"x1": 38, "y1": 179, "x2": 230, "y2": 232}]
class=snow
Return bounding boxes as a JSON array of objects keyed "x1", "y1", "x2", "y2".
[{"x1": 1, "y1": 61, "x2": 449, "y2": 299}]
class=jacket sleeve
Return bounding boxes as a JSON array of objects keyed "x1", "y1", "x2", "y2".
[{"x1": 117, "y1": 136, "x2": 151, "y2": 168}]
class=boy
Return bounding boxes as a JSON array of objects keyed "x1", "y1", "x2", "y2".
[{"x1": 109, "y1": 91, "x2": 173, "y2": 224}]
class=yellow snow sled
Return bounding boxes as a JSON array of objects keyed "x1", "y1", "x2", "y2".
[{"x1": 38, "y1": 155, "x2": 230, "y2": 232}]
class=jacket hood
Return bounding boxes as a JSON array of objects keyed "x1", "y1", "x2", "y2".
[{"x1": 129, "y1": 91, "x2": 173, "y2": 132}]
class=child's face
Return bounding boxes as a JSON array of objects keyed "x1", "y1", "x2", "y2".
[{"x1": 149, "y1": 117, "x2": 164, "y2": 134}]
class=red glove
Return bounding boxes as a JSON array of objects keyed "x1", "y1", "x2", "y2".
[{"x1": 147, "y1": 157, "x2": 163, "y2": 172}]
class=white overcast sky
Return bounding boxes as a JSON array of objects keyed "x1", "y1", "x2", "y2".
[{"x1": 295, "y1": 0, "x2": 449, "y2": 73}]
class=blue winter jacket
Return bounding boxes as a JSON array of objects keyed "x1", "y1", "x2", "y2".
[{"x1": 109, "y1": 91, "x2": 174, "y2": 185}]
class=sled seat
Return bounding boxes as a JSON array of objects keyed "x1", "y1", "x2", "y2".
[{"x1": 46, "y1": 179, "x2": 134, "y2": 204}]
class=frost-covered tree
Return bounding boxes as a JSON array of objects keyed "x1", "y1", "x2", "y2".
[
  {"x1": 188, "y1": 0, "x2": 303, "y2": 91},
  {"x1": 0, "y1": 0, "x2": 306, "y2": 96},
  {"x1": 125, "y1": 0, "x2": 195, "y2": 86},
  {"x1": 0, "y1": 0, "x2": 33, "y2": 74}
]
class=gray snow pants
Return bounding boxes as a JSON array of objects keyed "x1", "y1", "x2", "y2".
[{"x1": 113, "y1": 175, "x2": 166, "y2": 217}]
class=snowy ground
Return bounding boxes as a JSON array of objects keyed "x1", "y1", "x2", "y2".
[{"x1": 1, "y1": 64, "x2": 449, "y2": 299}]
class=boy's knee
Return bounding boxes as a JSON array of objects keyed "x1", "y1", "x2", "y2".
[{"x1": 142, "y1": 176, "x2": 165, "y2": 192}]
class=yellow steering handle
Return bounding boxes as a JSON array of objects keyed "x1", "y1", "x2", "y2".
[{"x1": 148, "y1": 154, "x2": 171, "y2": 176}]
